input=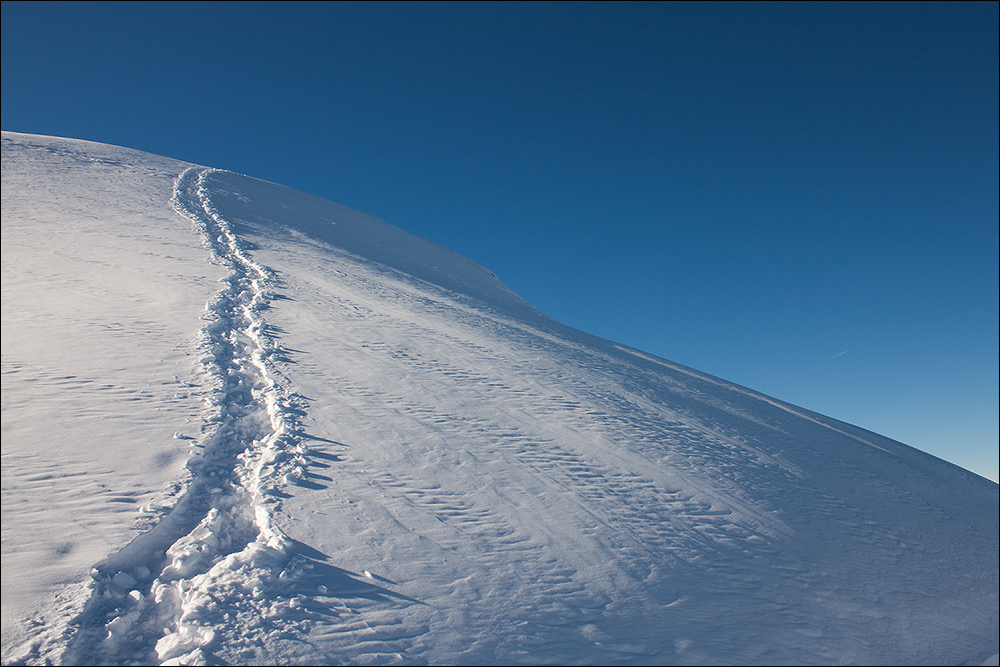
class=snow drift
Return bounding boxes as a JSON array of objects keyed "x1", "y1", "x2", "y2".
[{"x1": 2, "y1": 131, "x2": 997, "y2": 666}]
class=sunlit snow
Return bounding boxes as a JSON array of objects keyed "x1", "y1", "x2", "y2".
[{"x1": 2, "y1": 132, "x2": 997, "y2": 666}]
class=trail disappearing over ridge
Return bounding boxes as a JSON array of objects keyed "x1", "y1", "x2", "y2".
[
  {"x1": 60, "y1": 167, "x2": 321, "y2": 665},
  {"x1": 4, "y1": 134, "x2": 996, "y2": 666}
]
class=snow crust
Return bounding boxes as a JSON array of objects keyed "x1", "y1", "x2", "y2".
[{"x1": 2, "y1": 131, "x2": 997, "y2": 665}]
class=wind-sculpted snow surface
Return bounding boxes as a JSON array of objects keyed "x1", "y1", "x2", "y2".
[{"x1": 2, "y1": 133, "x2": 998, "y2": 666}]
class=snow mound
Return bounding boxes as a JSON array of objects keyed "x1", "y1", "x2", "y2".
[{"x1": 2, "y1": 131, "x2": 997, "y2": 666}]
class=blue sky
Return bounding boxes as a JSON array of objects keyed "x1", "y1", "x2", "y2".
[{"x1": 3, "y1": 1, "x2": 997, "y2": 481}]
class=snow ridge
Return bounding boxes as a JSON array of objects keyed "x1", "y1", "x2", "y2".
[
  {"x1": 4, "y1": 135, "x2": 997, "y2": 666},
  {"x1": 60, "y1": 167, "x2": 314, "y2": 665}
]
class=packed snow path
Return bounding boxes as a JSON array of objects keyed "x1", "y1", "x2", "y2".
[
  {"x1": 53, "y1": 167, "x2": 289, "y2": 663},
  {"x1": 57, "y1": 167, "x2": 412, "y2": 665},
  {"x1": 2, "y1": 133, "x2": 997, "y2": 666}
]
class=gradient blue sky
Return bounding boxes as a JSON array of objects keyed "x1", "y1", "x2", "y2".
[{"x1": 3, "y1": 1, "x2": 997, "y2": 481}]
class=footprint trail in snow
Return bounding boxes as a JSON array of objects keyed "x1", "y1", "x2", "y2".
[{"x1": 59, "y1": 167, "x2": 383, "y2": 666}]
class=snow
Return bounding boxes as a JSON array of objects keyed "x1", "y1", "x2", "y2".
[{"x1": 2, "y1": 131, "x2": 997, "y2": 665}]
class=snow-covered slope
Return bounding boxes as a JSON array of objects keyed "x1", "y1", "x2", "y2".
[{"x1": 2, "y1": 132, "x2": 997, "y2": 666}]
